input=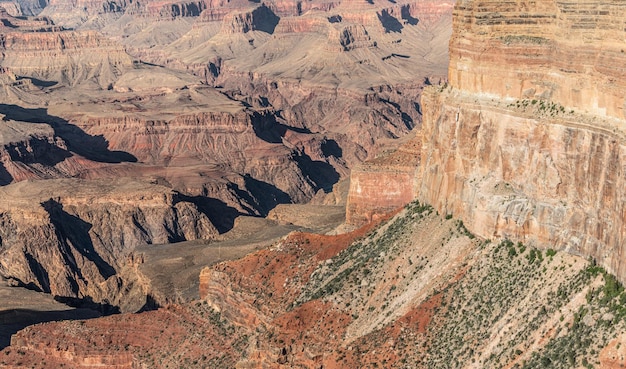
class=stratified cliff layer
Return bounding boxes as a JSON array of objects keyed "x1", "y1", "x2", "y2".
[
  {"x1": 0, "y1": 24, "x2": 132, "y2": 87},
  {"x1": 418, "y1": 0, "x2": 626, "y2": 282},
  {"x1": 0, "y1": 178, "x2": 218, "y2": 312},
  {"x1": 346, "y1": 132, "x2": 421, "y2": 225},
  {"x1": 419, "y1": 88, "x2": 626, "y2": 280},
  {"x1": 449, "y1": 0, "x2": 626, "y2": 119},
  {"x1": 46, "y1": 84, "x2": 351, "y2": 213}
]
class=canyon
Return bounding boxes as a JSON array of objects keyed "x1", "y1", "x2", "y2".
[
  {"x1": 1, "y1": 0, "x2": 626, "y2": 368},
  {"x1": 0, "y1": 0, "x2": 453, "y2": 311},
  {"x1": 3, "y1": 203, "x2": 626, "y2": 368}
]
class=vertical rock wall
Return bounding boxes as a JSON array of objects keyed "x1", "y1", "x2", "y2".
[
  {"x1": 419, "y1": 88, "x2": 626, "y2": 279},
  {"x1": 418, "y1": 0, "x2": 626, "y2": 281},
  {"x1": 449, "y1": 0, "x2": 626, "y2": 119},
  {"x1": 345, "y1": 135, "x2": 421, "y2": 225}
]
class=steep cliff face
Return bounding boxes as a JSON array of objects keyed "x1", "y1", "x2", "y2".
[
  {"x1": 0, "y1": 8, "x2": 129, "y2": 87},
  {"x1": 449, "y1": 0, "x2": 626, "y2": 119},
  {"x1": 0, "y1": 119, "x2": 66, "y2": 182},
  {"x1": 0, "y1": 0, "x2": 454, "y2": 321},
  {"x1": 0, "y1": 118, "x2": 108, "y2": 183},
  {"x1": 42, "y1": 0, "x2": 207, "y2": 24},
  {"x1": 0, "y1": 28, "x2": 133, "y2": 87},
  {"x1": 219, "y1": 4, "x2": 279, "y2": 34},
  {"x1": 345, "y1": 133, "x2": 421, "y2": 225},
  {"x1": 40, "y1": 0, "x2": 339, "y2": 27},
  {"x1": 418, "y1": 0, "x2": 626, "y2": 282},
  {"x1": 419, "y1": 88, "x2": 626, "y2": 280}
]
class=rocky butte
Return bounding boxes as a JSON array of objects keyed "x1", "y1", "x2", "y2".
[{"x1": 417, "y1": 0, "x2": 626, "y2": 284}]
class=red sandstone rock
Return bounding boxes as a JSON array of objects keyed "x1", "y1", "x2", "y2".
[
  {"x1": 600, "y1": 334, "x2": 626, "y2": 369},
  {"x1": 346, "y1": 132, "x2": 421, "y2": 225}
]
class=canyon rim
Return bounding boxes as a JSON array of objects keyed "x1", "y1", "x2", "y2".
[{"x1": 1, "y1": 0, "x2": 626, "y2": 368}]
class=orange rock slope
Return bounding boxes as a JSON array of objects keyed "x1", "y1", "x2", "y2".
[{"x1": 4, "y1": 202, "x2": 626, "y2": 368}]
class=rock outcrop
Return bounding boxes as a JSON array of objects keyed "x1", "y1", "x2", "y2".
[
  {"x1": 417, "y1": 0, "x2": 626, "y2": 283},
  {"x1": 219, "y1": 4, "x2": 279, "y2": 34},
  {"x1": 197, "y1": 0, "x2": 338, "y2": 21},
  {"x1": 0, "y1": 119, "x2": 68, "y2": 183},
  {"x1": 345, "y1": 132, "x2": 421, "y2": 225},
  {"x1": 0, "y1": 117, "x2": 113, "y2": 183},
  {"x1": 449, "y1": 0, "x2": 626, "y2": 119},
  {"x1": 419, "y1": 87, "x2": 626, "y2": 276},
  {"x1": 3, "y1": 1, "x2": 626, "y2": 367},
  {"x1": 326, "y1": 23, "x2": 374, "y2": 51},
  {"x1": 0, "y1": 178, "x2": 218, "y2": 311},
  {"x1": 0, "y1": 7, "x2": 54, "y2": 29},
  {"x1": 0, "y1": 27, "x2": 132, "y2": 87},
  {"x1": 211, "y1": 75, "x2": 439, "y2": 171},
  {"x1": 42, "y1": 0, "x2": 207, "y2": 24},
  {"x1": 42, "y1": 0, "x2": 334, "y2": 26}
]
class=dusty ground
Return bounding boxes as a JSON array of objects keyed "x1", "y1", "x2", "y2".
[{"x1": 137, "y1": 202, "x2": 347, "y2": 303}]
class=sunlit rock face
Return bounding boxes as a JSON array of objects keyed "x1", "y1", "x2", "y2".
[
  {"x1": 0, "y1": 179, "x2": 218, "y2": 311},
  {"x1": 449, "y1": 0, "x2": 626, "y2": 119},
  {"x1": 419, "y1": 0, "x2": 626, "y2": 282}
]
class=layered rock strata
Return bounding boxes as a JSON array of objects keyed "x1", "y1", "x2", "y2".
[
  {"x1": 214, "y1": 76, "x2": 427, "y2": 169},
  {"x1": 50, "y1": 85, "x2": 347, "y2": 209},
  {"x1": 0, "y1": 178, "x2": 217, "y2": 311},
  {"x1": 346, "y1": 132, "x2": 421, "y2": 225},
  {"x1": 449, "y1": 0, "x2": 626, "y2": 119},
  {"x1": 418, "y1": 0, "x2": 626, "y2": 282},
  {"x1": 43, "y1": 0, "x2": 338, "y2": 23},
  {"x1": 0, "y1": 118, "x2": 109, "y2": 183},
  {"x1": 219, "y1": 4, "x2": 279, "y2": 34},
  {"x1": 0, "y1": 7, "x2": 53, "y2": 28},
  {"x1": 0, "y1": 27, "x2": 133, "y2": 86}
]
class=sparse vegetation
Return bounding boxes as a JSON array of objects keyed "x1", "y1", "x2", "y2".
[
  {"x1": 421, "y1": 239, "x2": 626, "y2": 369},
  {"x1": 500, "y1": 35, "x2": 549, "y2": 45},
  {"x1": 5, "y1": 201, "x2": 626, "y2": 369},
  {"x1": 296, "y1": 200, "x2": 436, "y2": 305},
  {"x1": 521, "y1": 262, "x2": 626, "y2": 369},
  {"x1": 507, "y1": 98, "x2": 570, "y2": 118}
]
